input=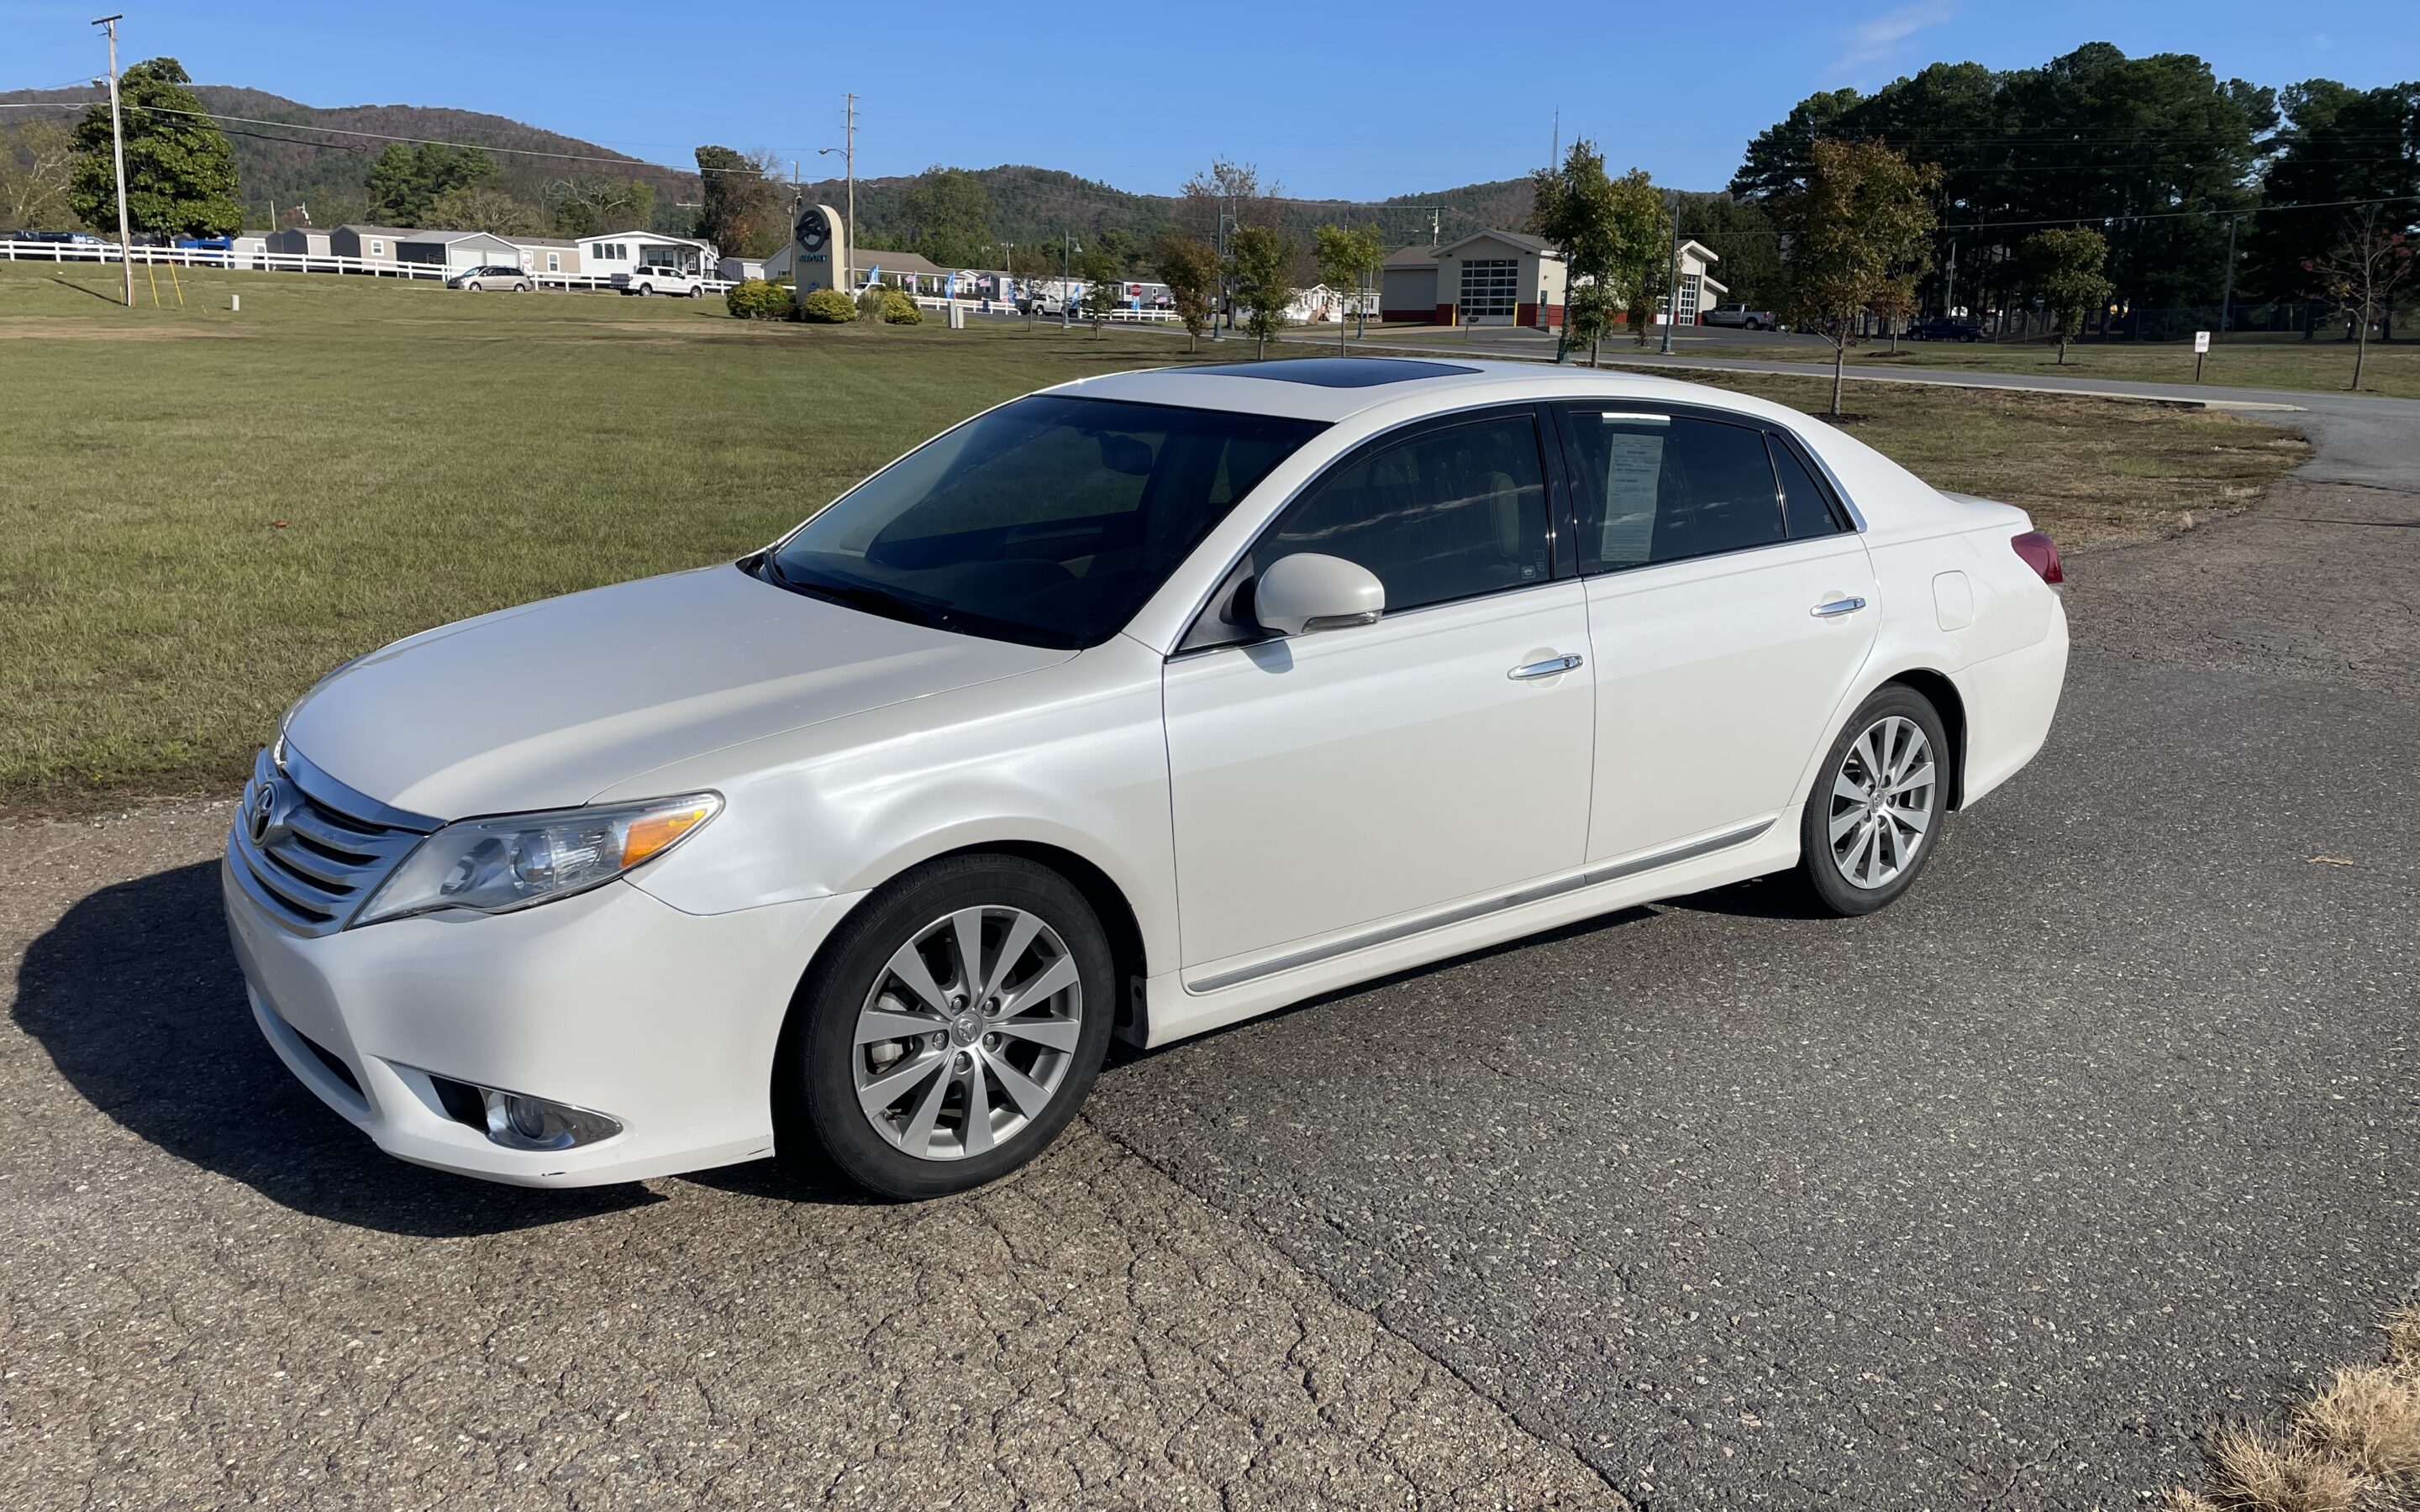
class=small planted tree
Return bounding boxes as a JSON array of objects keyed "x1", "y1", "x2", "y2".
[
  {"x1": 1313, "y1": 223, "x2": 1386, "y2": 346},
  {"x1": 1227, "y1": 223, "x2": 1295, "y2": 359},
  {"x1": 1529, "y1": 142, "x2": 1663, "y2": 365},
  {"x1": 2305, "y1": 205, "x2": 2414, "y2": 391},
  {"x1": 1155, "y1": 234, "x2": 1220, "y2": 352},
  {"x1": 1077, "y1": 245, "x2": 1125, "y2": 337},
  {"x1": 1775, "y1": 138, "x2": 1940, "y2": 415},
  {"x1": 2020, "y1": 227, "x2": 2112, "y2": 365}
]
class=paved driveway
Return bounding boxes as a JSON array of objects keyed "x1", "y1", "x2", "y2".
[{"x1": 4, "y1": 394, "x2": 2415, "y2": 1509}]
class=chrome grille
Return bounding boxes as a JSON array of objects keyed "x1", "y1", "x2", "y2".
[{"x1": 227, "y1": 745, "x2": 439, "y2": 935}]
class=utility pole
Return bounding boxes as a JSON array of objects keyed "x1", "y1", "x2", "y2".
[
  {"x1": 93, "y1": 13, "x2": 132, "y2": 309},
  {"x1": 1943, "y1": 239, "x2": 1957, "y2": 319},
  {"x1": 1660, "y1": 188, "x2": 1682, "y2": 355},
  {"x1": 1060, "y1": 231, "x2": 1071, "y2": 330},
  {"x1": 2217, "y1": 213, "x2": 2239, "y2": 344},
  {"x1": 840, "y1": 94, "x2": 856, "y2": 286}
]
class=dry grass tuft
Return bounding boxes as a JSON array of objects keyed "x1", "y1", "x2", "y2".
[
  {"x1": 2296, "y1": 1367, "x2": 2420, "y2": 1479},
  {"x1": 2386, "y1": 1306, "x2": 2420, "y2": 1369},
  {"x1": 2162, "y1": 1488, "x2": 2224, "y2": 1512},
  {"x1": 2206, "y1": 1425, "x2": 2368, "y2": 1512}
]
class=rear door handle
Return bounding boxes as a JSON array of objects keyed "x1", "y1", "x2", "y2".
[
  {"x1": 1811, "y1": 596, "x2": 1868, "y2": 618},
  {"x1": 1509, "y1": 654, "x2": 1584, "y2": 680}
]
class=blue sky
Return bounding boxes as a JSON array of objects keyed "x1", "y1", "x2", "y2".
[{"x1": 5, "y1": 0, "x2": 2414, "y2": 199}]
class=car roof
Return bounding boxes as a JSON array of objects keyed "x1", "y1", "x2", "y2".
[{"x1": 1054, "y1": 356, "x2": 1812, "y2": 429}]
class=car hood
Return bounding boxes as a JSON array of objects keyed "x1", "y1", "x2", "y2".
[{"x1": 284, "y1": 564, "x2": 1071, "y2": 819}]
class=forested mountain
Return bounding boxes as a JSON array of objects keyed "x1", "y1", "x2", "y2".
[{"x1": 0, "y1": 83, "x2": 699, "y2": 232}]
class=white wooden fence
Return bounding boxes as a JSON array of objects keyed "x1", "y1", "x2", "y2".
[{"x1": 1, "y1": 238, "x2": 741, "y2": 295}]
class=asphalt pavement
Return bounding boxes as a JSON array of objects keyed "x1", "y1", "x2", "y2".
[{"x1": 3, "y1": 377, "x2": 2416, "y2": 1509}]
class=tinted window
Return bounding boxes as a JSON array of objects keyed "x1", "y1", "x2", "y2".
[
  {"x1": 1564, "y1": 410, "x2": 1785, "y2": 570},
  {"x1": 764, "y1": 396, "x2": 1324, "y2": 649},
  {"x1": 1769, "y1": 437, "x2": 1846, "y2": 538},
  {"x1": 1260, "y1": 412, "x2": 1550, "y2": 614}
]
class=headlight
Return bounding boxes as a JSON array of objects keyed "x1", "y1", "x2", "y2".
[{"x1": 353, "y1": 793, "x2": 721, "y2": 927}]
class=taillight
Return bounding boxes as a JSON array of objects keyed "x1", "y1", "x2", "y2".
[{"x1": 2012, "y1": 530, "x2": 2064, "y2": 585}]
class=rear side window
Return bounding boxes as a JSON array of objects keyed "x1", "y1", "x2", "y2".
[
  {"x1": 1258, "y1": 412, "x2": 1552, "y2": 614},
  {"x1": 1768, "y1": 437, "x2": 1848, "y2": 539},
  {"x1": 1563, "y1": 410, "x2": 1785, "y2": 570}
]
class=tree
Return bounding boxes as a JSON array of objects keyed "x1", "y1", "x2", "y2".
[
  {"x1": 1774, "y1": 139, "x2": 1940, "y2": 415},
  {"x1": 364, "y1": 142, "x2": 495, "y2": 225},
  {"x1": 1313, "y1": 223, "x2": 1385, "y2": 345},
  {"x1": 1733, "y1": 46, "x2": 2272, "y2": 328},
  {"x1": 695, "y1": 145, "x2": 786, "y2": 258},
  {"x1": 423, "y1": 184, "x2": 547, "y2": 237},
  {"x1": 1529, "y1": 142, "x2": 1667, "y2": 365},
  {"x1": 2251, "y1": 81, "x2": 2420, "y2": 307},
  {"x1": 70, "y1": 57, "x2": 241, "y2": 239},
  {"x1": 1077, "y1": 244, "x2": 1124, "y2": 337},
  {"x1": 1155, "y1": 234, "x2": 1219, "y2": 351},
  {"x1": 2306, "y1": 206, "x2": 2415, "y2": 391},
  {"x1": 1612, "y1": 174, "x2": 1671, "y2": 347},
  {"x1": 2020, "y1": 227, "x2": 2113, "y2": 365},
  {"x1": 901, "y1": 165, "x2": 993, "y2": 270},
  {"x1": 1677, "y1": 192, "x2": 1782, "y2": 308},
  {"x1": 545, "y1": 176, "x2": 655, "y2": 238},
  {"x1": 1, "y1": 118, "x2": 77, "y2": 229},
  {"x1": 1227, "y1": 223, "x2": 1294, "y2": 358},
  {"x1": 1176, "y1": 158, "x2": 1271, "y2": 246}
]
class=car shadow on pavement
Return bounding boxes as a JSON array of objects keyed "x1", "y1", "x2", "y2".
[
  {"x1": 13, "y1": 861, "x2": 662, "y2": 1237},
  {"x1": 1660, "y1": 873, "x2": 1840, "y2": 921}
]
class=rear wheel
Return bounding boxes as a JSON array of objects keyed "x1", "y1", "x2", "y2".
[
  {"x1": 1797, "y1": 685, "x2": 1949, "y2": 916},
  {"x1": 637, "y1": 283, "x2": 653, "y2": 297},
  {"x1": 777, "y1": 855, "x2": 1114, "y2": 1200}
]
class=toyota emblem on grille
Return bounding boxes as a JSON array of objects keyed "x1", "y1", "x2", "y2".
[{"x1": 248, "y1": 780, "x2": 284, "y2": 847}]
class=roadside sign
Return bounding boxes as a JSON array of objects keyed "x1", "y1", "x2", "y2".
[{"x1": 2194, "y1": 330, "x2": 2211, "y2": 353}]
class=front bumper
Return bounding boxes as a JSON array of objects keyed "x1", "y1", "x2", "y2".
[{"x1": 222, "y1": 843, "x2": 856, "y2": 1187}]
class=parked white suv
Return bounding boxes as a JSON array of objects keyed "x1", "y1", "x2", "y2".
[
  {"x1": 224, "y1": 358, "x2": 2069, "y2": 1200},
  {"x1": 613, "y1": 264, "x2": 702, "y2": 297}
]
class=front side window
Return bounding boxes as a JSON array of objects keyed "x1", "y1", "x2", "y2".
[
  {"x1": 1563, "y1": 410, "x2": 1786, "y2": 570},
  {"x1": 763, "y1": 396, "x2": 1324, "y2": 649},
  {"x1": 1267, "y1": 412, "x2": 1550, "y2": 612}
]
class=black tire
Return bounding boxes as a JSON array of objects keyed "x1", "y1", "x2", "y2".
[
  {"x1": 1797, "y1": 684, "x2": 1950, "y2": 917},
  {"x1": 776, "y1": 854, "x2": 1115, "y2": 1200},
  {"x1": 688, "y1": 284, "x2": 703, "y2": 298},
  {"x1": 637, "y1": 284, "x2": 652, "y2": 297}
]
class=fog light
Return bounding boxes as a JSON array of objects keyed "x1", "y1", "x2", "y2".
[{"x1": 477, "y1": 1088, "x2": 623, "y2": 1152}]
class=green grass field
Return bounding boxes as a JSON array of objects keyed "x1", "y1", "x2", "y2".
[{"x1": 0, "y1": 261, "x2": 2307, "y2": 815}]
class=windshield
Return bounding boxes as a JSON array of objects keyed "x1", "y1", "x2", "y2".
[{"x1": 761, "y1": 394, "x2": 1326, "y2": 648}]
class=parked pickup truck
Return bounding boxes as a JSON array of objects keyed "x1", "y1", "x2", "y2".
[
  {"x1": 613, "y1": 265, "x2": 704, "y2": 297},
  {"x1": 1701, "y1": 302, "x2": 1781, "y2": 331}
]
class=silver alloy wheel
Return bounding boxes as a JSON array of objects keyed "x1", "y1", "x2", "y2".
[
  {"x1": 1827, "y1": 714, "x2": 1937, "y2": 890},
  {"x1": 850, "y1": 906, "x2": 1083, "y2": 1162}
]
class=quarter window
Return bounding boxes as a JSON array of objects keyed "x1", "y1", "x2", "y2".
[
  {"x1": 1768, "y1": 436, "x2": 1848, "y2": 538},
  {"x1": 1563, "y1": 410, "x2": 1786, "y2": 570},
  {"x1": 1261, "y1": 412, "x2": 1551, "y2": 615}
]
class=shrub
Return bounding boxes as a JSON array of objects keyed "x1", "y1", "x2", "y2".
[
  {"x1": 879, "y1": 287, "x2": 922, "y2": 324},
  {"x1": 723, "y1": 279, "x2": 789, "y2": 321},
  {"x1": 796, "y1": 286, "x2": 857, "y2": 323},
  {"x1": 856, "y1": 286, "x2": 888, "y2": 317}
]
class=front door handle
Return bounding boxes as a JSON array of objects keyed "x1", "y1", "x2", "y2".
[
  {"x1": 1811, "y1": 596, "x2": 1868, "y2": 618},
  {"x1": 1509, "y1": 654, "x2": 1584, "y2": 680}
]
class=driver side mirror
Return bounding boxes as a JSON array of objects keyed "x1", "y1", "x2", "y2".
[{"x1": 1252, "y1": 554, "x2": 1385, "y2": 636}]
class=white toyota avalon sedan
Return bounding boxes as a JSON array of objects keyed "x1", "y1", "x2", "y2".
[{"x1": 224, "y1": 358, "x2": 2069, "y2": 1199}]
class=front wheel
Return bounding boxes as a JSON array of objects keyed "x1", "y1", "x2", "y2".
[
  {"x1": 1797, "y1": 685, "x2": 1949, "y2": 916},
  {"x1": 777, "y1": 855, "x2": 1114, "y2": 1200}
]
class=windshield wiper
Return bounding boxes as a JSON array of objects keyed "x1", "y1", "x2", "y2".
[{"x1": 755, "y1": 557, "x2": 949, "y2": 631}]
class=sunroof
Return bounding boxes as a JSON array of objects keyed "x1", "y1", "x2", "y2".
[{"x1": 1182, "y1": 357, "x2": 1481, "y2": 388}]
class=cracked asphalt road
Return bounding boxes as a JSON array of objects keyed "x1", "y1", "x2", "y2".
[{"x1": 4, "y1": 391, "x2": 2415, "y2": 1510}]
